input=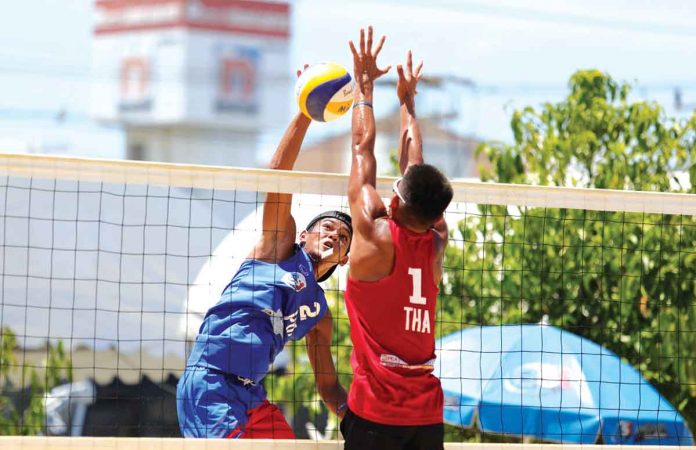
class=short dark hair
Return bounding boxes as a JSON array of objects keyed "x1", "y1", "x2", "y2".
[{"x1": 399, "y1": 164, "x2": 453, "y2": 224}]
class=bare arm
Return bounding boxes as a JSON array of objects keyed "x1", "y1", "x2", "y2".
[
  {"x1": 396, "y1": 51, "x2": 425, "y2": 174},
  {"x1": 432, "y1": 216, "x2": 448, "y2": 284},
  {"x1": 395, "y1": 52, "x2": 449, "y2": 282},
  {"x1": 346, "y1": 27, "x2": 395, "y2": 280},
  {"x1": 347, "y1": 26, "x2": 391, "y2": 240},
  {"x1": 306, "y1": 310, "x2": 347, "y2": 418},
  {"x1": 249, "y1": 91, "x2": 311, "y2": 261}
]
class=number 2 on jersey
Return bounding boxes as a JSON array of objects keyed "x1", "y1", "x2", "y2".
[{"x1": 408, "y1": 267, "x2": 427, "y2": 305}]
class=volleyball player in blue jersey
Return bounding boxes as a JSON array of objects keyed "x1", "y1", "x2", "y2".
[{"x1": 177, "y1": 67, "x2": 352, "y2": 439}]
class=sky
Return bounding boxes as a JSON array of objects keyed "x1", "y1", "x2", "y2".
[{"x1": 1, "y1": 0, "x2": 696, "y2": 158}]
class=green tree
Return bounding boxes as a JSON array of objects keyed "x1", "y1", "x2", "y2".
[
  {"x1": 439, "y1": 69, "x2": 696, "y2": 439},
  {"x1": 0, "y1": 327, "x2": 73, "y2": 435},
  {"x1": 0, "y1": 328, "x2": 20, "y2": 432}
]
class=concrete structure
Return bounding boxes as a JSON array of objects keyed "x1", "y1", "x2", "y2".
[
  {"x1": 296, "y1": 108, "x2": 485, "y2": 179},
  {"x1": 91, "y1": 0, "x2": 291, "y2": 166}
]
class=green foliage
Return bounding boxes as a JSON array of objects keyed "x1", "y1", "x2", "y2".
[
  {"x1": 0, "y1": 328, "x2": 20, "y2": 433},
  {"x1": 478, "y1": 70, "x2": 696, "y2": 191},
  {"x1": 439, "y1": 70, "x2": 696, "y2": 440},
  {"x1": 0, "y1": 327, "x2": 73, "y2": 435},
  {"x1": 387, "y1": 147, "x2": 401, "y2": 177}
]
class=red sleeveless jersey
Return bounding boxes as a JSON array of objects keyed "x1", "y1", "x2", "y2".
[{"x1": 345, "y1": 219, "x2": 443, "y2": 426}]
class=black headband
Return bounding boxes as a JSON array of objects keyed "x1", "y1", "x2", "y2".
[
  {"x1": 305, "y1": 210, "x2": 353, "y2": 237},
  {"x1": 304, "y1": 210, "x2": 353, "y2": 283}
]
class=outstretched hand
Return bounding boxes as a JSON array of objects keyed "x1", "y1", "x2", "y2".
[
  {"x1": 296, "y1": 64, "x2": 310, "y2": 78},
  {"x1": 294, "y1": 63, "x2": 312, "y2": 122},
  {"x1": 349, "y1": 26, "x2": 391, "y2": 92},
  {"x1": 396, "y1": 50, "x2": 423, "y2": 111}
]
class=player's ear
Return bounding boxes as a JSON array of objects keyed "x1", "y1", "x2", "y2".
[
  {"x1": 298, "y1": 229, "x2": 309, "y2": 245},
  {"x1": 339, "y1": 254, "x2": 349, "y2": 266},
  {"x1": 389, "y1": 194, "x2": 399, "y2": 211}
]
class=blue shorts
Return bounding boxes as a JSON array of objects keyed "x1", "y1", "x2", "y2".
[{"x1": 176, "y1": 367, "x2": 267, "y2": 438}]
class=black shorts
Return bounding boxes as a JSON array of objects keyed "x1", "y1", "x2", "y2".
[{"x1": 340, "y1": 408, "x2": 444, "y2": 450}]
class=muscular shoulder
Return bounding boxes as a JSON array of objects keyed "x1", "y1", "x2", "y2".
[
  {"x1": 371, "y1": 217, "x2": 392, "y2": 242},
  {"x1": 355, "y1": 217, "x2": 392, "y2": 250},
  {"x1": 348, "y1": 218, "x2": 394, "y2": 281},
  {"x1": 248, "y1": 220, "x2": 297, "y2": 262}
]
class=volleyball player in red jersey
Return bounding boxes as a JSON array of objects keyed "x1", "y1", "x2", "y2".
[{"x1": 342, "y1": 26, "x2": 453, "y2": 450}]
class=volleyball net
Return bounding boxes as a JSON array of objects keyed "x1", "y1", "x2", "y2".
[{"x1": 0, "y1": 154, "x2": 694, "y2": 445}]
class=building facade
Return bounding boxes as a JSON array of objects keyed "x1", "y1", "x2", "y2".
[{"x1": 91, "y1": 0, "x2": 291, "y2": 166}]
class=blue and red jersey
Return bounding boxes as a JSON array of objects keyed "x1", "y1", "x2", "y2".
[{"x1": 186, "y1": 244, "x2": 328, "y2": 382}]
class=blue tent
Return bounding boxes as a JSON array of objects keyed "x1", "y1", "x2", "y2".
[{"x1": 434, "y1": 324, "x2": 693, "y2": 445}]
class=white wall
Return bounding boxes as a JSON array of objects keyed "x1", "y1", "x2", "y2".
[{"x1": 126, "y1": 127, "x2": 259, "y2": 167}]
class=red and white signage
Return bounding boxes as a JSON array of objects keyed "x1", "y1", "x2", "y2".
[
  {"x1": 95, "y1": 0, "x2": 290, "y2": 38},
  {"x1": 91, "y1": 0, "x2": 290, "y2": 130}
]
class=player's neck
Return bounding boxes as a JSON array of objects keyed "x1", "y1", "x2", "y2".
[
  {"x1": 301, "y1": 243, "x2": 335, "y2": 280},
  {"x1": 392, "y1": 210, "x2": 430, "y2": 233},
  {"x1": 313, "y1": 260, "x2": 333, "y2": 280}
]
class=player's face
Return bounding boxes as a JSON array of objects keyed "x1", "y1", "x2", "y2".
[{"x1": 305, "y1": 218, "x2": 351, "y2": 263}]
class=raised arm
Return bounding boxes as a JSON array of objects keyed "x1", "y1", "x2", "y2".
[
  {"x1": 396, "y1": 52, "x2": 450, "y2": 280},
  {"x1": 396, "y1": 50, "x2": 424, "y2": 174},
  {"x1": 305, "y1": 310, "x2": 347, "y2": 418},
  {"x1": 347, "y1": 26, "x2": 391, "y2": 235},
  {"x1": 249, "y1": 67, "x2": 311, "y2": 261}
]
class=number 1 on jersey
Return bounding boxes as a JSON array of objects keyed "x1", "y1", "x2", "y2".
[
  {"x1": 408, "y1": 267, "x2": 427, "y2": 305},
  {"x1": 405, "y1": 267, "x2": 431, "y2": 334}
]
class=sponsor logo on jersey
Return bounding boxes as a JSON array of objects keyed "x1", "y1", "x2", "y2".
[
  {"x1": 281, "y1": 272, "x2": 307, "y2": 292},
  {"x1": 262, "y1": 308, "x2": 284, "y2": 336},
  {"x1": 379, "y1": 353, "x2": 435, "y2": 372}
]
